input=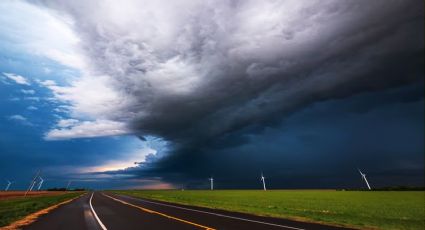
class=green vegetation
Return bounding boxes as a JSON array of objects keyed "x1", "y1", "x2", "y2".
[
  {"x1": 114, "y1": 190, "x2": 425, "y2": 230},
  {"x1": 0, "y1": 192, "x2": 84, "y2": 227}
]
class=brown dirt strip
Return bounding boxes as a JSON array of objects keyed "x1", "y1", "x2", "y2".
[{"x1": 0, "y1": 192, "x2": 68, "y2": 200}]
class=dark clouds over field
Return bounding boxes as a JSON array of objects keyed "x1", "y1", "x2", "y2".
[{"x1": 1, "y1": 0, "x2": 423, "y2": 189}]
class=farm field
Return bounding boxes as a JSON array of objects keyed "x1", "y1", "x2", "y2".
[
  {"x1": 0, "y1": 191, "x2": 84, "y2": 227},
  {"x1": 0, "y1": 191, "x2": 69, "y2": 200},
  {"x1": 114, "y1": 190, "x2": 425, "y2": 230}
]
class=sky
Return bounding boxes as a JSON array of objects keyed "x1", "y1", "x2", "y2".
[{"x1": 0, "y1": 0, "x2": 423, "y2": 190}]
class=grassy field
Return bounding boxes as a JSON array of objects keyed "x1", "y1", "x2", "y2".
[
  {"x1": 0, "y1": 192, "x2": 84, "y2": 227},
  {"x1": 114, "y1": 190, "x2": 425, "y2": 230}
]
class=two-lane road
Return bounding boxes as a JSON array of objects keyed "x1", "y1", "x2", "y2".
[{"x1": 24, "y1": 192, "x2": 353, "y2": 230}]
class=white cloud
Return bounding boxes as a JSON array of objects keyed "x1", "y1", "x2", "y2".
[
  {"x1": 9, "y1": 114, "x2": 27, "y2": 121},
  {"x1": 56, "y1": 118, "x2": 79, "y2": 128},
  {"x1": 53, "y1": 105, "x2": 70, "y2": 114},
  {"x1": 41, "y1": 75, "x2": 131, "y2": 120},
  {"x1": 8, "y1": 114, "x2": 33, "y2": 126},
  {"x1": 21, "y1": 89, "x2": 36, "y2": 94},
  {"x1": 0, "y1": 0, "x2": 85, "y2": 70},
  {"x1": 37, "y1": 79, "x2": 57, "y2": 87},
  {"x1": 27, "y1": 106, "x2": 38, "y2": 110},
  {"x1": 44, "y1": 119, "x2": 131, "y2": 140},
  {"x1": 3, "y1": 73, "x2": 30, "y2": 85}
]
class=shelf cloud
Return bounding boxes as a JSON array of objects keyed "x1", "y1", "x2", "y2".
[{"x1": 32, "y1": 0, "x2": 423, "y2": 187}]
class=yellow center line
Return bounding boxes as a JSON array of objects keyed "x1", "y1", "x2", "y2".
[{"x1": 101, "y1": 193, "x2": 216, "y2": 230}]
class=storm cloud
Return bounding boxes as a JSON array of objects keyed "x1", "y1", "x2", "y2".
[{"x1": 34, "y1": 0, "x2": 423, "y2": 188}]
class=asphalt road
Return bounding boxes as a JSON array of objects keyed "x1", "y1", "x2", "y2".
[{"x1": 24, "y1": 192, "x2": 353, "y2": 230}]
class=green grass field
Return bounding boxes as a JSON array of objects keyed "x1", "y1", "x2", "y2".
[
  {"x1": 0, "y1": 192, "x2": 84, "y2": 227},
  {"x1": 114, "y1": 190, "x2": 425, "y2": 230}
]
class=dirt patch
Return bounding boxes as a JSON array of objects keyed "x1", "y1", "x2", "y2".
[{"x1": 0, "y1": 191, "x2": 68, "y2": 200}]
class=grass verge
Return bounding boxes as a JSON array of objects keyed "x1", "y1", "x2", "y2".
[
  {"x1": 113, "y1": 190, "x2": 425, "y2": 230},
  {"x1": 0, "y1": 192, "x2": 84, "y2": 227}
]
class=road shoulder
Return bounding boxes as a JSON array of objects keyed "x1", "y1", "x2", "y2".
[{"x1": 1, "y1": 193, "x2": 85, "y2": 230}]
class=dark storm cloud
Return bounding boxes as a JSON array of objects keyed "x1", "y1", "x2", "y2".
[
  {"x1": 36, "y1": 0, "x2": 423, "y2": 187},
  {"x1": 137, "y1": 84, "x2": 424, "y2": 189}
]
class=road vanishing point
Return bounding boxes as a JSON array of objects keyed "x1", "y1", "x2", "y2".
[{"x1": 23, "y1": 192, "x2": 353, "y2": 230}]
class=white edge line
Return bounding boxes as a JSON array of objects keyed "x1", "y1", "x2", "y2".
[
  {"x1": 116, "y1": 194, "x2": 305, "y2": 230},
  {"x1": 90, "y1": 192, "x2": 108, "y2": 230}
]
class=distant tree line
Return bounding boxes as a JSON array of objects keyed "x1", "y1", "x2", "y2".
[{"x1": 46, "y1": 187, "x2": 86, "y2": 191}]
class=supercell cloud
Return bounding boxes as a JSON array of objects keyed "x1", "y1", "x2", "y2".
[{"x1": 28, "y1": 0, "x2": 423, "y2": 188}]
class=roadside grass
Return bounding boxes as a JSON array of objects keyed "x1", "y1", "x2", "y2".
[
  {"x1": 113, "y1": 190, "x2": 425, "y2": 230},
  {"x1": 0, "y1": 192, "x2": 84, "y2": 227}
]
